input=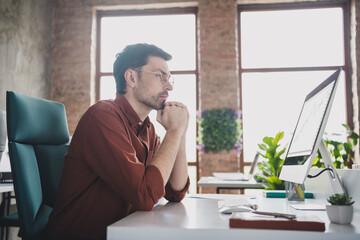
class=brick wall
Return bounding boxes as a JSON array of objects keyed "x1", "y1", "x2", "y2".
[
  {"x1": 52, "y1": 0, "x2": 95, "y2": 132},
  {"x1": 197, "y1": 0, "x2": 240, "y2": 188},
  {"x1": 351, "y1": 0, "x2": 360, "y2": 163}
]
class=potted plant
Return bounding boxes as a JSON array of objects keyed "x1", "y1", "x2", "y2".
[
  {"x1": 197, "y1": 108, "x2": 242, "y2": 155},
  {"x1": 326, "y1": 193, "x2": 355, "y2": 224},
  {"x1": 255, "y1": 131, "x2": 287, "y2": 190},
  {"x1": 313, "y1": 123, "x2": 359, "y2": 169}
]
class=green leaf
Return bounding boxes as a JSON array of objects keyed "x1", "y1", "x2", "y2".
[
  {"x1": 257, "y1": 152, "x2": 267, "y2": 159},
  {"x1": 342, "y1": 123, "x2": 350, "y2": 131},
  {"x1": 319, "y1": 124, "x2": 359, "y2": 168},
  {"x1": 351, "y1": 132, "x2": 359, "y2": 146},
  {"x1": 263, "y1": 137, "x2": 273, "y2": 146},
  {"x1": 342, "y1": 154, "x2": 348, "y2": 166},
  {"x1": 258, "y1": 143, "x2": 267, "y2": 151},
  {"x1": 257, "y1": 131, "x2": 286, "y2": 190},
  {"x1": 274, "y1": 131, "x2": 284, "y2": 143},
  {"x1": 333, "y1": 148, "x2": 340, "y2": 158},
  {"x1": 276, "y1": 148, "x2": 286, "y2": 158},
  {"x1": 344, "y1": 143, "x2": 351, "y2": 153},
  {"x1": 267, "y1": 175, "x2": 285, "y2": 190},
  {"x1": 327, "y1": 193, "x2": 355, "y2": 205}
]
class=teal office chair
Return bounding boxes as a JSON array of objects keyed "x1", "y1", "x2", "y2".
[{"x1": 6, "y1": 91, "x2": 69, "y2": 240}]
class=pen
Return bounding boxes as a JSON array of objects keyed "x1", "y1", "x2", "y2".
[{"x1": 252, "y1": 211, "x2": 296, "y2": 220}]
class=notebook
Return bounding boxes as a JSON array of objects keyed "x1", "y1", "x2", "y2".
[
  {"x1": 229, "y1": 212, "x2": 325, "y2": 231},
  {"x1": 213, "y1": 153, "x2": 259, "y2": 181}
]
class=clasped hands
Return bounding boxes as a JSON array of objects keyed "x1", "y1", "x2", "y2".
[{"x1": 156, "y1": 101, "x2": 189, "y2": 134}]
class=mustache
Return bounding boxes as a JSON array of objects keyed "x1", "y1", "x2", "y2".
[
  {"x1": 158, "y1": 92, "x2": 169, "y2": 98},
  {"x1": 158, "y1": 92, "x2": 168, "y2": 110}
]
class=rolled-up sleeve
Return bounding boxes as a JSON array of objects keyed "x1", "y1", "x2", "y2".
[{"x1": 164, "y1": 177, "x2": 190, "y2": 202}]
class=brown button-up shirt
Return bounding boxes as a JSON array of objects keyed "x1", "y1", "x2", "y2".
[{"x1": 46, "y1": 94, "x2": 189, "y2": 240}]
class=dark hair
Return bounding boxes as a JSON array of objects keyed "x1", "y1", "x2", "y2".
[{"x1": 113, "y1": 43, "x2": 172, "y2": 94}]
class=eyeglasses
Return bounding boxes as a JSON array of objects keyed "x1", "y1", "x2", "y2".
[{"x1": 134, "y1": 69, "x2": 174, "y2": 86}]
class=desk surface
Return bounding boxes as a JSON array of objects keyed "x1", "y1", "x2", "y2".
[
  {"x1": 107, "y1": 194, "x2": 360, "y2": 240},
  {"x1": 198, "y1": 176, "x2": 266, "y2": 189},
  {"x1": 0, "y1": 152, "x2": 13, "y2": 193},
  {"x1": 0, "y1": 183, "x2": 13, "y2": 193}
]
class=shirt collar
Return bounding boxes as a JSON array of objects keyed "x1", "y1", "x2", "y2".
[{"x1": 115, "y1": 94, "x2": 151, "y2": 129}]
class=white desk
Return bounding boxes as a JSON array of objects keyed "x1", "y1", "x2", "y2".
[
  {"x1": 198, "y1": 176, "x2": 266, "y2": 193},
  {"x1": 107, "y1": 194, "x2": 359, "y2": 240},
  {"x1": 0, "y1": 150, "x2": 14, "y2": 216},
  {"x1": 0, "y1": 151, "x2": 14, "y2": 194},
  {"x1": 108, "y1": 169, "x2": 360, "y2": 240},
  {"x1": 0, "y1": 184, "x2": 13, "y2": 194}
]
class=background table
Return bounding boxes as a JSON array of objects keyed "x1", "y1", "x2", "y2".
[
  {"x1": 198, "y1": 176, "x2": 266, "y2": 193},
  {"x1": 0, "y1": 150, "x2": 14, "y2": 219},
  {"x1": 0, "y1": 183, "x2": 14, "y2": 217}
]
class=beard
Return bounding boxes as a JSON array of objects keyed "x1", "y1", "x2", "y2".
[
  {"x1": 134, "y1": 75, "x2": 169, "y2": 110},
  {"x1": 134, "y1": 85, "x2": 167, "y2": 110},
  {"x1": 138, "y1": 93, "x2": 166, "y2": 110}
]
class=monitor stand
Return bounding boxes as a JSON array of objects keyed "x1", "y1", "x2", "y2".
[
  {"x1": 287, "y1": 139, "x2": 346, "y2": 209},
  {"x1": 318, "y1": 139, "x2": 346, "y2": 195}
]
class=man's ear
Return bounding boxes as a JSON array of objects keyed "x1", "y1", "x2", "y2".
[{"x1": 124, "y1": 69, "x2": 136, "y2": 88}]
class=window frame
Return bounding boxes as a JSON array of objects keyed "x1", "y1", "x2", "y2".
[
  {"x1": 95, "y1": 7, "x2": 199, "y2": 192},
  {"x1": 237, "y1": 1, "x2": 352, "y2": 171}
]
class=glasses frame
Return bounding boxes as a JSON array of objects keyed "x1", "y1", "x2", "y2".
[{"x1": 134, "y1": 69, "x2": 175, "y2": 86}]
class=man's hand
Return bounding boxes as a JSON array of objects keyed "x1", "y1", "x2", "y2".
[
  {"x1": 149, "y1": 102, "x2": 189, "y2": 186},
  {"x1": 156, "y1": 102, "x2": 189, "y2": 134}
]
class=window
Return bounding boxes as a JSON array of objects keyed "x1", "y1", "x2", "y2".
[
  {"x1": 96, "y1": 8, "x2": 198, "y2": 194},
  {"x1": 238, "y1": 3, "x2": 351, "y2": 168}
]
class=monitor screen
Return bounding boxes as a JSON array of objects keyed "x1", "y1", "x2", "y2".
[{"x1": 279, "y1": 69, "x2": 341, "y2": 184}]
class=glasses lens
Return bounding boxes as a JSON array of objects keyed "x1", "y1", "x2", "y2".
[{"x1": 168, "y1": 76, "x2": 175, "y2": 86}]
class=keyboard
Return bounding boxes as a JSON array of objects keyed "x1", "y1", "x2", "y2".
[
  {"x1": 218, "y1": 197, "x2": 258, "y2": 210},
  {"x1": 0, "y1": 172, "x2": 13, "y2": 183}
]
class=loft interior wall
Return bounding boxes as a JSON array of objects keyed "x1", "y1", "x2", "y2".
[
  {"x1": 50, "y1": 0, "x2": 360, "y2": 183},
  {"x1": 0, "y1": 0, "x2": 359, "y2": 181},
  {"x1": 0, "y1": 0, "x2": 53, "y2": 110},
  {"x1": 1, "y1": 0, "x2": 358, "y2": 134}
]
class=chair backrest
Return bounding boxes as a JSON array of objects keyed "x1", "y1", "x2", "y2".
[{"x1": 6, "y1": 91, "x2": 69, "y2": 240}]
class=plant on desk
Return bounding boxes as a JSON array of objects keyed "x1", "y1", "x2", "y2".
[
  {"x1": 313, "y1": 123, "x2": 359, "y2": 169},
  {"x1": 326, "y1": 193, "x2": 355, "y2": 224},
  {"x1": 255, "y1": 131, "x2": 287, "y2": 190}
]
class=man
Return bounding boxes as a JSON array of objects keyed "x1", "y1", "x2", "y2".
[{"x1": 46, "y1": 43, "x2": 190, "y2": 240}]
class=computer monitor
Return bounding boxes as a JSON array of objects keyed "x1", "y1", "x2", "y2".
[{"x1": 279, "y1": 68, "x2": 345, "y2": 194}]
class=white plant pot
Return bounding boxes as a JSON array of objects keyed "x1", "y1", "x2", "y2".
[{"x1": 326, "y1": 205, "x2": 354, "y2": 224}]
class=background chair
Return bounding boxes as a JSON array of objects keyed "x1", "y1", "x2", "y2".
[{"x1": 6, "y1": 91, "x2": 69, "y2": 240}]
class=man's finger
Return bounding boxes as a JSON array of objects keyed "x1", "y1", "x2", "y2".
[{"x1": 165, "y1": 101, "x2": 187, "y2": 108}]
